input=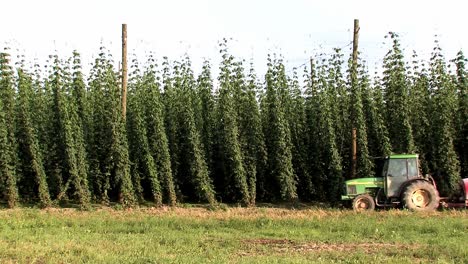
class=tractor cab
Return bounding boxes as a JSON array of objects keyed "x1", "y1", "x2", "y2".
[{"x1": 383, "y1": 154, "x2": 421, "y2": 198}]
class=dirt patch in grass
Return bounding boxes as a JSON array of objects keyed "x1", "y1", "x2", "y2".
[{"x1": 239, "y1": 238, "x2": 419, "y2": 256}]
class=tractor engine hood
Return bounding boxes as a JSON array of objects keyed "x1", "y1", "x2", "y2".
[{"x1": 341, "y1": 177, "x2": 384, "y2": 200}]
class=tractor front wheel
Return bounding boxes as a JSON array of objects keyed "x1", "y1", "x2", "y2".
[
  {"x1": 402, "y1": 181, "x2": 439, "y2": 211},
  {"x1": 352, "y1": 194, "x2": 375, "y2": 211}
]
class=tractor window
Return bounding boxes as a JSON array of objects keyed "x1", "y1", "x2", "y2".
[
  {"x1": 387, "y1": 159, "x2": 407, "y2": 178},
  {"x1": 407, "y1": 158, "x2": 418, "y2": 177}
]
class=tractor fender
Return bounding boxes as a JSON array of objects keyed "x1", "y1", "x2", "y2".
[{"x1": 397, "y1": 178, "x2": 439, "y2": 199}]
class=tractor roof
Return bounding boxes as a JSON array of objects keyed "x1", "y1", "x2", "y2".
[{"x1": 388, "y1": 154, "x2": 418, "y2": 159}]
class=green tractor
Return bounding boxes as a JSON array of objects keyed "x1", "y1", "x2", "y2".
[{"x1": 341, "y1": 154, "x2": 467, "y2": 211}]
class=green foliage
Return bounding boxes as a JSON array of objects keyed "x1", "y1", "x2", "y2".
[
  {"x1": 0, "y1": 98, "x2": 18, "y2": 208},
  {"x1": 316, "y1": 61, "x2": 344, "y2": 202},
  {"x1": 261, "y1": 56, "x2": 297, "y2": 201},
  {"x1": 47, "y1": 55, "x2": 90, "y2": 207},
  {"x1": 0, "y1": 51, "x2": 19, "y2": 207},
  {"x1": 0, "y1": 51, "x2": 17, "y2": 146},
  {"x1": 0, "y1": 33, "x2": 465, "y2": 207},
  {"x1": 238, "y1": 64, "x2": 266, "y2": 205},
  {"x1": 127, "y1": 58, "x2": 163, "y2": 205},
  {"x1": 408, "y1": 51, "x2": 431, "y2": 173},
  {"x1": 383, "y1": 33, "x2": 415, "y2": 154},
  {"x1": 215, "y1": 43, "x2": 251, "y2": 205},
  {"x1": 194, "y1": 61, "x2": 216, "y2": 183},
  {"x1": 350, "y1": 60, "x2": 374, "y2": 178},
  {"x1": 364, "y1": 74, "x2": 392, "y2": 158},
  {"x1": 144, "y1": 61, "x2": 177, "y2": 206},
  {"x1": 163, "y1": 58, "x2": 216, "y2": 205},
  {"x1": 287, "y1": 69, "x2": 311, "y2": 201},
  {"x1": 304, "y1": 59, "x2": 323, "y2": 200},
  {"x1": 328, "y1": 50, "x2": 352, "y2": 174},
  {"x1": 69, "y1": 52, "x2": 92, "y2": 208},
  {"x1": 428, "y1": 41, "x2": 461, "y2": 195},
  {"x1": 127, "y1": 56, "x2": 176, "y2": 206},
  {"x1": 87, "y1": 48, "x2": 135, "y2": 206},
  {"x1": 16, "y1": 67, "x2": 51, "y2": 207},
  {"x1": 87, "y1": 50, "x2": 110, "y2": 202},
  {"x1": 454, "y1": 51, "x2": 468, "y2": 177}
]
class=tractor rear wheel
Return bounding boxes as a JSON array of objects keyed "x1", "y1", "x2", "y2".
[
  {"x1": 352, "y1": 194, "x2": 375, "y2": 211},
  {"x1": 402, "y1": 181, "x2": 439, "y2": 211}
]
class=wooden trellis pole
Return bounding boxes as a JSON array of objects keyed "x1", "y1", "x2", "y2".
[{"x1": 121, "y1": 24, "x2": 128, "y2": 119}]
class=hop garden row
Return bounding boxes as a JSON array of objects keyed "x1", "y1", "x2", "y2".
[{"x1": 0, "y1": 34, "x2": 466, "y2": 208}]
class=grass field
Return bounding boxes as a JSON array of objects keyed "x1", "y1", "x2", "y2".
[{"x1": 0, "y1": 205, "x2": 466, "y2": 263}]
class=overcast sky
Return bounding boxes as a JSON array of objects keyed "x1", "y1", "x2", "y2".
[{"x1": 1, "y1": 0, "x2": 467, "y2": 77}]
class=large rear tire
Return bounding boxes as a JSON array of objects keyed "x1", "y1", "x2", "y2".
[
  {"x1": 352, "y1": 194, "x2": 375, "y2": 211},
  {"x1": 402, "y1": 181, "x2": 439, "y2": 211}
]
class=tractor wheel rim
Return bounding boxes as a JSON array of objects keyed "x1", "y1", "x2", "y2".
[
  {"x1": 356, "y1": 198, "x2": 369, "y2": 210},
  {"x1": 411, "y1": 189, "x2": 430, "y2": 208}
]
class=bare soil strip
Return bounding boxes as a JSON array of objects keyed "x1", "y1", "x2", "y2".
[{"x1": 239, "y1": 238, "x2": 419, "y2": 256}]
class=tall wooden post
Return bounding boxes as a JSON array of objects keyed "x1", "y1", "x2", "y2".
[
  {"x1": 351, "y1": 19, "x2": 359, "y2": 179},
  {"x1": 352, "y1": 128, "x2": 357, "y2": 178},
  {"x1": 121, "y1": 24, "x2": 128, "y2": 119},
  {"x1": 352, "y1": 19, "x2": 359, "y2": 72}
]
